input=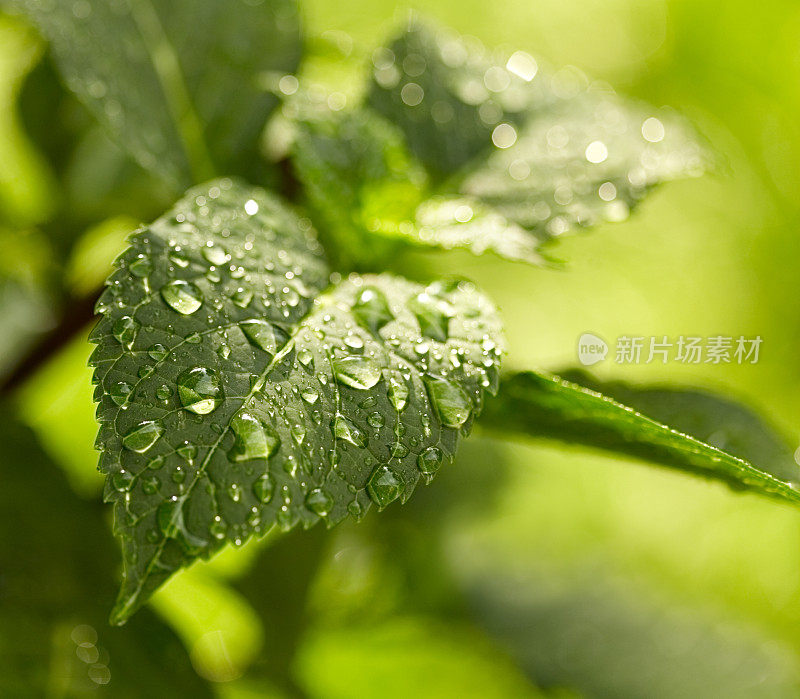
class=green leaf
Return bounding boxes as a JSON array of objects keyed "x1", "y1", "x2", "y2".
[
  {"x1": 0, "y1": 407, "x2": 212, "y2": 696},
  {"x1": 479, "y1": 370, "x2": 800, "y2": 504},
  {"x1": 368, "y1": 20, "x2": 706, "y2": 258},
  {"x1": 12, "y1": 0, "x2": 301, "y2": 187},
  {"x1": 290, "y1": 108, "x2": 426, "y2": 266},
  {"x1": 89, "y1": 179, "x2": 504, "y2": 624},
  {"x1": 466, "y1": 569, "x2": 800, "y2": 698},
  {"x1": 557, "y1": 369, "x2": 800, "y2": 485},
  {"x1": 290, "y1": 106, "x2": 545, "y2": 265}
]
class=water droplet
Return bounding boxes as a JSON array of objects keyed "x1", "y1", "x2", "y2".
[
  {"x1": 148, "y1": 455, "x2": 165, "y2": 470},
  {"x1": 228, "y1": 483, "x2": 242, "y2": 502},
  {"x1": 305, "y1": 488, "x2": 333, "y2": 516},
  {"x1": 231, "y1": 288, "x2": 253, "y2": 308},
  {"x1": 301, "y1": 388, "x2": 319, "y2": 404},
  {"x1": 333, "y1": 414, "x2": 366, "y2": 447},
  {"x1": 344, "y1": 335, "x2": 364, "y2": 350},
  {"x1": 129, "y1": 254, "x2": 152, "y2": 278},
  {"x1": 157, "y1": 496, "x2": 184, "y2": 538},
  {"x1": 229, "y1": 412, "x2": 280, "y2": 461},
  {"x1": 298, "y1": 348, "x2": 314, "y2": 369},
  {"x1": 161, "y1": 280, "x2": 203, "y2": 314},
  {"x1": 388, "y1": 377, "x2": 409, "y2": 411},
  {"x1": 113, "y1": 315, "x2": 139, "y2": 348},
  {"x1": 240, "y1": 320, "x2": 288, "y2": 355},
  {"x1": 142, "y1": 475, "x2": 161, "y2": 494},
  {"x1": 202, "y1": 245, "x2": 230, "y2": 265},
  {"x1": 353, "y1": 287, "x2": 393, "y2": 333},
  {"x1": 348, "y1": 499, "x2": 364, "y2": 518},
  {"x1": 156, "y1": 384, "x2": 171, "y2": 400},
  {"x1": 331, "y1": 356, "x2": 382, "y2": 390},
  {"x1": 367, "y1": 412, "x2": 385, "y2": 428},
  {"x1": 409, "y1": 292, "x2": 452, "y2": 342},
  {"x1": 177, "y1": 444, "x2": 197, "y2": 462},
  {"x1": 112, "y1": 469, "x2": 134, "y2": 491},
  {"x1": 417, "y1": 446, "x2": 445, "y2": 476},
  {"x1": 253, "y1": 474, "x2": 275, "y2": 503},
  {"x1": 110, "y1": 381, "x2": 132, "y2": 405},
  {"x1": 177, "y1": 367, "x2": 223, "y2": 415},
  {"x1": 210, "y1": 517, "x2": 227, "y2": 539},
  {"x1": 138, "y1": 364, "x2": 154, "y2": 378},
  {"x1": 148, "y1": 343, "x2": 168, "y2": 361},
  {"x1": 423, "y1": 375, "x2": 472, "y2": 428},
  {"x1": 122, "y1": 421, "x2": 163, "y2": 452},
  {"x1": 367, "y1": 465, "x2": 402, "y2": 508}
]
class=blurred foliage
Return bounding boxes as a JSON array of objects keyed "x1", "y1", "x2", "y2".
[{"x1": 5, "y1": 0, "x2": 800, "y2": 695}]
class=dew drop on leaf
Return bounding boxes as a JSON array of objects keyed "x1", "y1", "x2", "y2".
[
  {"x1": 202, "y1": 245, "x2": 230, "y2": 265},
  {"x1": 253, "y1": 474, "x2": 275, "y2": 503},
  {"x1": 409, "y1": 292, "x2": 452, "y2": 342},
  {"x1": 353, "y1": 286, "x2": 393, "y2": 333},
  {"x1": 417, "y1": 446, "x2": 445, "y2": 475},
  {"x1": 367, "y1": 465, "x2": 402, "y2": 508},
  {"x1": 177, "y1": 367, "x2": 223, "y2": 415},
  {"x1": 305, "y1": 488, "x2": 333, "y2": 516},
  {"x1": 129, "y1": 254, "x2": 153, "y2": 278},
  {"x1": 122, "y1": 421, "x2": 164, "y2": 452},
  {"x1": 148, "y1": 343, "x2": 168, "y2": 361},
  {"x1": 229, "y1": 412, "x2": 280, "y2": 461},
  {"x1": 110, "y1": 381, "x2": 132, "y2": 405},
  {"x1": 240, "y1": 319, "x2": 288, "y2": 355},
  {"x1": 388, "y1": 377, "x2": 409, "y2": 411},
  {"x1": 112, "y1": 469, "x2": 134, "y2": 491},
  {"x1": 423, "y1": 375, "x2": 472, "y2": 428},
  {"x1": 333, "y1": 413, "x2": 367, "y2": 447},
  {"x1": 297, "y1": 347, "x2": 314, "y2": 369},
  {"x1": 161, "y1": 280, "x2": 203, "y2": 315},
  {"x1": 113, "y1": 315, "x2": 139, "y2": 348},
  {"x1": 331, "y1": 355, "x2": 382, "y2": 390},
  {"x1": 301, "y1": 388, "x2": 319, "y2": 404}
]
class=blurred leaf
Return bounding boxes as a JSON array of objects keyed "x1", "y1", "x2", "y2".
[
  {"x1": 368, "y1": 20, "x2": 706, "y2": 258},
  {"x1": 0, "y1": 406, "x2": 212, "y2": 696},
  {"x1": 480, "y1": 370, "x2": 800, "y2": 504},
  {"x1": 0, "y1": 12, "x2": 58, "y2": 227},
  {"x1": 466, "y1": 568, "x2": 800, "y2": 699},
  {"x1": 291, "y1": 108, "x2": 425, "y2": 266},
  {"x1": 12, "y1": 0, "x2": 302, "y2": 187},
  {"x1": 294, "y1": 617, "x2": 543, "y2": 699},
  {"x1": 0, "y1": 227, "x2": 56, "y2": 379},
  {"x1": 290, "y1": 105, "x2": 545, "y2": 265},
  {"x1": 89, "y1": 178, "x2": 504, "y2": 624}
]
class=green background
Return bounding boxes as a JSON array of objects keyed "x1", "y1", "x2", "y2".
[{"x1": 4, "y1": 0, "x2": 800, "y2": 695}]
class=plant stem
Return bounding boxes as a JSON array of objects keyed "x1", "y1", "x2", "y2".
[{"x1": 0, "y1": 288, "x2": 100, "y2": 396}]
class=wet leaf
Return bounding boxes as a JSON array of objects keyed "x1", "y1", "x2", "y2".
[
  {"x1": 89, "y1": 179, "x2": 503, "y2": 624},
  {"x1": 480, "y1": 370, "x2": 800, "y2": 504},
  {"x1": 11, "y1": 0, "x2": 301, "y2": 186}
]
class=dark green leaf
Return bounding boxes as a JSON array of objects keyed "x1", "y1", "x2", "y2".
[
  {"x1": 0, "y1": 407, "x2": 212, "y2": 696},
  {"x1": 12, "y1": 0, "x2": 301, "y2": 186},
  {"x1": 558, "y1": 368, "x2": 800, "y2": 484},
  {"x1": 90, "y1": 179, "x2": 504, "y2": 624},
  {"x1": 480, "y1": 370, "x2": 800, "y2": 504}
]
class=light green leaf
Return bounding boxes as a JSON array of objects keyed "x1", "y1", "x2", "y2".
[
  {"x1": 89, "y1": 179, "x2": 504, "y2": 624},
  {"x1": 12, "y1": 0, "x2": 301, "y2": 186},
  {"x1": 479, "y1": 371, "x2": 800, "y2": 504}
]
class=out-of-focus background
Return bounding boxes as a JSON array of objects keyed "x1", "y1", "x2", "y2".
[{"x1": 4, "y1": 0, "x2": 800, "y2": 696}]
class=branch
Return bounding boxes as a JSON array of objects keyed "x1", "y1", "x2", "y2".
[{"x1": 0, "y1": 288, "x2": 101, "y2": 396}]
